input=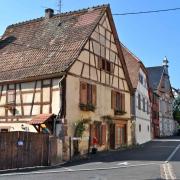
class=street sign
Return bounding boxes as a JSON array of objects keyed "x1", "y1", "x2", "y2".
[{"x1": 17, "y1": 140, "x2": 24, "y2": 146}]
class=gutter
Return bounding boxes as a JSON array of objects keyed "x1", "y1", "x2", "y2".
[{"x1": 53, "y1": 75, "x2": 66, "y2": 136}]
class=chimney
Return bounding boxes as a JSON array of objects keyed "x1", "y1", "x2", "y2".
[{"x1": 45, "y1": 8, "x2": 54, "y2": 19}]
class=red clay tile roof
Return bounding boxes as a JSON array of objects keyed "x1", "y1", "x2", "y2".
[
  {"x1": 0, "y1": 5, "x2": 107, "y2": 82},
  {"x1": 29, "y1": 114, "x2": 54, "y2": 125},
  {"x1": 122, "y1": 44, "x2": 141, "y2": 89},
  {"x1": 122, "y1": 44, "x2": 148, "y2": 90}
]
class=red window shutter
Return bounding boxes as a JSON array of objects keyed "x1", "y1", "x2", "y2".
[
  {"x1": 80, "y1": 82, "x2": 87, "y2": 105},
  {"x1": 87, "y1": 84, "x2": 92, "y2": 104},
  {"x1": 119, "y1": 92, "x2": 122, "y2": 110},
  {"x1": 92, "y1": 85, "x2": 96, "y2": 106},
  {"x1": 111, "y1": 90, "x2": 116, "y2": 109},
  {"x1": 101, "y1": 124, "x2": 106, "y2": 145},
  {"x1": 115, "y1": 92, "x2": 122, "y2": 110},
  {"x1": 115, "y1": 126, "x2": 118, "y2": 146},
  {"x1": 90, "y1": 124, "x2": 95, "y2": 146},
  {"x1": 122, "y1": 93, "x2": 125, "y2": 112}
]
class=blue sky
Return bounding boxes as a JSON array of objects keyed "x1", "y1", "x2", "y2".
[{"x1": 0, "y1": 0, "x2": 180, "y2": 88}]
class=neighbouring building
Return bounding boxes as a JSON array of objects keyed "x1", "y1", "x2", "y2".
[
  {"x1": 172, "y1": 87, "x2": 180, "y2": 98},
  {"x1": 0, "y1": 5, "x2": 133, "y2": 153},
  {"x1": 122, "y1": 45, "x2": 151, "y2": 144},
  {"x1": 149, "y1": 88, "x2": 160, "y2": 138},
  {"x1": 147, "y1": 58, "x2": 175, "y2": 137}
]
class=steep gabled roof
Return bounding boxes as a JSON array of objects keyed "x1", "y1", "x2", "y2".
[
  {"x1": 146, "y1": 66, "x2": 164, "y2": 90},
  {"x1": 122, "y1": 44, "x2": 147, "y2": 90},
  {"x1": 0, "y1": 5, "x2": 107, "y2": 82}
]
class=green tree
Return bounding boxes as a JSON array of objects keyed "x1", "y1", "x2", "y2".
[{"x1": 173, "y1": 95, "x2": 180, "y2": 123}]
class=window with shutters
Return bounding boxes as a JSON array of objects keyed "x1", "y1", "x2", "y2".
[
  {"x1": 98, "y1": 57, "x2": 113, "y2": 73},
  {"x1": 111, "y1": 90, "x2": 126, "y2": 115},
  {"x1": 138, "y1": 94, "x2": 141, "y2": 110},
  {"x1": 147, "y1": 102, "x2": 149, "y2": 114},
  {"x1": 79, "y1": 82, "x2": 96, "y2": 111},
  {"x1": 143, "y1": 98, "x2": 146, "y2": 112},
  {"x1": 90, "y1": 123, "x2": 106, "y2": 146}
]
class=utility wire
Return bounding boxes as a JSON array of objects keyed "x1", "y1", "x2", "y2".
[{"x1": 113, "y1": 7, "x2": 180, "y2": 16}]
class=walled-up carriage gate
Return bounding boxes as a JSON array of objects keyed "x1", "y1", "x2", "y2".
[{"x1": 0, "y1": 131, "x2": 53, "y2": 170}]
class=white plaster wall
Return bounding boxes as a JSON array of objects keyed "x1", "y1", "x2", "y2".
[
  {"x1": 135, "y1": 68, "x2": 151, "y2": 144},
  {"x1": 135, "y1": 119, "x2": 151, "y2": 144},
  {"x1": 159, "y1": 97, "x2": 175, "y2": 136},
  {"x1": 0, "y1": 123, "x2": 37, "y2": 132}
]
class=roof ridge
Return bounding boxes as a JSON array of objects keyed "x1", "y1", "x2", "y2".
[{"x1": 7, "y1": 4, "x2": 109, "y2": 29}]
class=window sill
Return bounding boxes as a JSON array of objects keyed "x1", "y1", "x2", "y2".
[
  {"x1": 114, "y1": 109, "x2": 126, "y2": 115},
  {"x1": 79, "y1": 103, "x2": 95, "y2": 112}
]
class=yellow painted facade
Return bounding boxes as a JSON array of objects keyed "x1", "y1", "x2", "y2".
[{"x1": 67, "y1": 12, "x2": 132, "y2": 150}]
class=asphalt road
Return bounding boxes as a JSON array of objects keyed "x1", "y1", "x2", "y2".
[{"x1": 1, "y1": 137, "x2": 180, "y2": 180}]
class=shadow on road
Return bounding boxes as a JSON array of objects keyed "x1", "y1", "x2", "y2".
[{"x1": 63, "y1": 136, "x2": 180, "y2": 168}]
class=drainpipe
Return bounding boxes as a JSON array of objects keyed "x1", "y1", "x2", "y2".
[{"x1": 53, "y1": 75, "x2": 65, "y2": 136}]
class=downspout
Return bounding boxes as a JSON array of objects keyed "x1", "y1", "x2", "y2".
[{"x1": 53, "y1": 75, "x2": 65, "y2": 136}]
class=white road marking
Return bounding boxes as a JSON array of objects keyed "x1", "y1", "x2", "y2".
[
  {"x1": 166, "y1": 144, "x2": 180, "y2": 162},
  {"x1": 64, "y1": 168, "x2": 74, "y2": 171},
  {"x1": 160, "y1": 143, "x2": 179, "y2": 180},
  {"x1": 161, "y1": 163, "x2": 176, "y2": 180},
  {"x1": 0, "y1": 162, "x2": 160, "y2": 177},
  {"x1": 116, "y1": 162, "x2": 129, "y2": 166},
  {"x1": 84, "y1": 162, "x2": 103, "y2": 165},
  {"x1": 167, "y1": 163, "x2": 176, "y2": 180},
  {"x1": 152, "y1": 145, "x2": 176, "y2": 148},
  {"x1": 152, "y1": 139, "x2": 180, "y2": 142}
]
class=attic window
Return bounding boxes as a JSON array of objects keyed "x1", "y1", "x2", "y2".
[{"x1": 98, "y1": 57, "x2": 113, "y2": 73}]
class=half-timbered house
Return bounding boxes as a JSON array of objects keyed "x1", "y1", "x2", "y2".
[
  {"x1": 0, "y1": 5, "x2": 133, "y2": 151},
  {"x1": 147, "y1": 58, "x2": 176, "y2": 136}
]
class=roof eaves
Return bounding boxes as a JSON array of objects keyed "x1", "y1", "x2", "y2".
[{"x1": 106, "y1": 7, "x2": 134, "y2": 95}]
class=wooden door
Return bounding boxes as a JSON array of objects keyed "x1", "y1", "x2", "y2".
[
  {"x1": 115, "y1": 124, "x2": 127, "y2": 147},
  {"x1": 109, "y1": 124, "x2": 115, "y2": 149}
]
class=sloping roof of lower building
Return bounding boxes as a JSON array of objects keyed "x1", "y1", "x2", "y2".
[
  {"x1": 121, "y1": 44, "x2": 147, "y2": 90},
  {"x1": 29, "y1": 114, "x2": 54, "y2": 125}
]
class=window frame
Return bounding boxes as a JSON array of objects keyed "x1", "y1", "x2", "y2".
[{"x1": 138, "y1": 94, "x2": 141, "y2": 110}]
